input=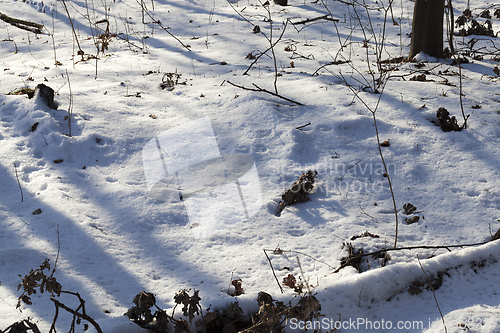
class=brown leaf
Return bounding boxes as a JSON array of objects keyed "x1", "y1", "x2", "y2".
[
  {"x1": 283, "y1": 274, "x2": 296, "y2": 289},
  {"x1": 230, "y1": 279, "x2": 243, "y2": 297},
  {"x1": 405, "y1": 216, "x2": 420, "y2": 224},
  {"x1": 403, "y1": 203, "x2": 417, "y2": 215}
]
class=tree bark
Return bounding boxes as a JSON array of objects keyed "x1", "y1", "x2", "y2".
[{"x1": 409, "y1": 0, "x2": 445, "y2": 59}]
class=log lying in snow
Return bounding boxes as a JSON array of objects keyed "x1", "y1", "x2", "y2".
[{"x1": 0, "y1": 12, "x2": 44, "y2": 33}]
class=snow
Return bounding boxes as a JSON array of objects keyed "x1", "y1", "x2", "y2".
[{"x1": 1, "y1": 0, "x2": 500, "y2": 332}]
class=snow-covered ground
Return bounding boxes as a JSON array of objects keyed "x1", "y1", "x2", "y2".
[{"x1": 1, "y1": 0, "x2": 500, "y2": 331}]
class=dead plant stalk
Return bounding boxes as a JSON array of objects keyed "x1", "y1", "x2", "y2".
[
  {"x1": 417, "y1": 256, "x2": 447, "y2": 333},
  {"x1": 344, "y1": 75, "x2": 399, "y2": 248}
]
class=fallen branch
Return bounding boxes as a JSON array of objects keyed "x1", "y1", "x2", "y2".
[
  {"x1": 295, "y1": 122, "x2": 311, "y2": 130},
  {"x1": 0, "y1": 12, "x2": 43, "y2": 33},
  {"x1": 291, "y1": 14, "x2": 339, "y2": 25},
  {"x1": 226, "y1": 81, "x2": 303, "y2": 105}
]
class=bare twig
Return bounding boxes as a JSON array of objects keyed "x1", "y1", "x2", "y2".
[
  {"x1": 14, "y1": 163, "x2": 23, "y2": 202},
  {"x1": 136, "y1": 0, "x2": 190, "y2": 51},
  {"x1": 417, "y1": 256, "x2": 447, "y2": 333},
  {"x1": 65, "y1": 70, "x2": 73, "y2": 137},
  {"x1": 456, "y1": 57, "x2": 469, "y2": 129},
  {"x1": 50, "y1": 295, "x2": 103, "y2": 333},
  {"x1": 264, "y1": 247, "x2": 336, "y2": 270},
  {"x1": 359, "y1": 206, "x2": 374, "y2": 218},
  {"x1": 263, "y1": 249, "x2": 284, "y2": 293},
  {"x1": 242, "y1": 20, "x2": 289, "y2": 76},
  {"x1": 59, "y1": 0, "x2": 84, "y2": 60},
  {"x1": 296, "y1": 122, "x2": 311, "y2": 130},
  {"x1": 258, "y1": 0, "x2": 280, "y2": 94},
  {"x1": 446, "y1": 0, "x2": 454, "y2": 54},
  {"x1": 226, "y1": 81, "x2": 303, "y2": 105},
  {"x1": 291, "y1": 15, "x2": 339, "y2": 25},
  {"x1": 343, "y1": 75, "x2": 399, "y2": 248},
  {"x1": 53, "y1": 225, "x2": 60, "y2": 273},
  {"x1": 492, "y1": 228, "x2": 500, "y2": 241},
  {"x1": 297, "y1": 256, "x2": 312, "y2": 295},
  {"x1": 41, "y1": 133, "x2": 49, "y2": 145}
]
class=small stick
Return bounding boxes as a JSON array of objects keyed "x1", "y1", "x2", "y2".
[
  {"x1": 226, "y1": 81, "x2": 303, "y2": 106},
  {"x1": 296, "y1": 122, "x2": 311, "y2": 130},
  {"x1": 358, "y1": 283, "x2": 364, "y2": 307},
  {"x1": 14, "y1": 163, "x2": 23, "y2": 202},
  {"x1": 359, "y1": 206, "x2": 374, "y2": 218},
  {"x1": 348, "y1": 159, "x2": 362, "y2": 169},
  {"x1": 417, "y1": 256, "x2": 447, "y2": 333},
  {"x1": 265, "y1": 248, "x2": 336, "y2": 270},
  {"x1": 41, "y1": 133, "x2": 48, "y2": 145},
  {"x1": 137, "y1": 0, "x2": 190, "y2": 51},
  {"x1": 53, "y1": 225, "x2": 60, "y2": 273},
  {"x1": 297, "y1": 256, "x2": 312, "y2": 295},
  {"x1": 492, "y1": 228, "x2": 500, "y2": 241},
  {"x1": 291, "y1": 14, "x2": 339, "y2": 25},
  {"x1": 66, "y1": 69, "x2": 73, "y2": 137},
  {"x1": 263, "y1": 249, "x2": 284, "y2": 293}
]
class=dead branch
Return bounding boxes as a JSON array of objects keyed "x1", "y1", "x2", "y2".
[
  {"x1": 417, "y1": 256, "x2": 447, "y2": 333},
  {"x1": 312, "y1": 60, "x2": 350, "y2": 76},
  {"x1": 242, "y1": 20, "x2": 289, "y2": 76},
  {"x1": 265, "y1": 247, "x2": 335, "y2": 270},
  {"x1": 136, "y1": 0, "x2": 190, "y2": 51},
  {"x1": 14, "y1": 163, "x2": 23, "y2": 202},
  {"x1": 291, "y1": 14, "x2": 339, "y2": 25},
  {"x1": 263, "y1": 249, "x2": 284, "y2": 293},
  {"x1": 0, "y1": 12, "x2": 43, "y2": 33},
  {"x1": 295, "y1": 122, "x2": 311, "y2": 130},
  {"x1": 226, "y1": 81, "x2": 303, "y2": 105},
  {"x1": 492, "y1": 228, "x2": 500, "y2": 241},
  {"x1": 50, "y1": 293, "x2": 103, "y2": 333}
]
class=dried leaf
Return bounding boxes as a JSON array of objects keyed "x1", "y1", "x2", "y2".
[
  {"x1": 282, "y1": 274, "x2": 296, "y2": 289},
  {"x1": 380, "y1": 140, "x2": 390, "y2": 147},
  {"x1": 403, "y1": 203, "x2": 417, "y2": 215},
  {"x1": 230, "y1": 279, "x2": 243, "y2": 297}
]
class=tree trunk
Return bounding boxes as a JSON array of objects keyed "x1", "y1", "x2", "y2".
[{"x1": 409, "y1": 0, "x2": 445, "y2": 59}]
